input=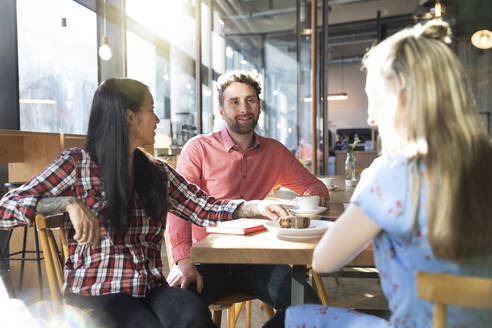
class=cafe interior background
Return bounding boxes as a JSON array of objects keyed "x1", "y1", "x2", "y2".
[{"x1": 0, "y1": 0, "x2": 491, "y2": 319}]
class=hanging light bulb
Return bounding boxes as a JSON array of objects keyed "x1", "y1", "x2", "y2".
[
  {"x1": 471, "y1": 29, "x2": 492, "y2": 50},
  {"x1": 431, "y1": 0, "x2": 446, "y2": 18},
  {"x1": 99, "y1": 36, "x2": 113, "y2": 60},
  {"x1": 98, "y1": 0, "x2": 112, "y2": 61},
  {"x1": 433, "y1": 0, "x2": 442, "y2": 18}
]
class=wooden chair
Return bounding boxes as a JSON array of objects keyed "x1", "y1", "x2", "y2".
[
  {"x1": 416, "y1": 271, "x2": 492, "y2": 328},
  {"x1": 164, "y1": 230, "x2": 272, "y2": 328},
  {"x1": 311, "y1": 269, "x2": 329, "y2": 305},
  {"x1": 34, "y1": 213, "x2": 68, "y2": 303}
]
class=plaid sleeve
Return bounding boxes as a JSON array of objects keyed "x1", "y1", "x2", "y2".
[
  {"x1": 0, "y1": 149, "x2": 76, "y2": 229},
  {"x1": 160, "y1": 160, "x2": 243, "y2": 226}
]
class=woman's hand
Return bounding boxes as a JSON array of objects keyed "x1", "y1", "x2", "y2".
[
  {"x1": 66, "y1": 201, "x2": 100, "y2": 246},
  {"x1": 233, "y1": 200, "x2": 289, "y2": 220},
  {"x1": 258, "y1": 201, "x2": 289, "y2": 220}
]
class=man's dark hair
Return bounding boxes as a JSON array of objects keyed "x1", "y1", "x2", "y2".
[{"x1": 217, "y1": 70, "x2": 262, "y2": 106}]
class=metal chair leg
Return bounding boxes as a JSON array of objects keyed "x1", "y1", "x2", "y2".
[
  {"x1": 18, "y1": 226, "x2": 28, "y2": 291},
  {"x1": 33, "y1": 224, "x2": 44, "y2": 299}
]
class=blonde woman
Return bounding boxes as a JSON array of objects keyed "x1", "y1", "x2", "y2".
[{"x1": 286, "y1": 20, "x2": 492, "y2": 327}]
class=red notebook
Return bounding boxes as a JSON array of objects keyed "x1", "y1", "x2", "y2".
[{"x1": 206, "y1": 219, "x2": 269, "y2": 235}]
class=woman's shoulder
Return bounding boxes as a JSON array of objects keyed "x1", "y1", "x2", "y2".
[
  {"x1": 139, "y1": 150, "x2": 171, "y2": 174},
  {"x1": 370, "y1": 152, "x2": 408, "y2": 172},
  {"x1": 356, "y1": 152, "x2": 409, "y2": 188},
  {"x1": 58, "y1": 147, "x2": 94, "y2": 163}
]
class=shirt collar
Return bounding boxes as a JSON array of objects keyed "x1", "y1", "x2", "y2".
[{"x1": 220, "y1": 126, "x2": 261, "y2": 152}]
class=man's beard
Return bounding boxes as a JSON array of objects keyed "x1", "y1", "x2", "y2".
[{"x1": 226, "y1": 114, "x2": 258, "y2": 135}]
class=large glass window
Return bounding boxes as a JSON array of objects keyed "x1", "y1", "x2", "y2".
[
  {"x1": 264, "y1": 33, "x2": 298, "y2": 152},
  {"x1": 126, "y1": 0, "x2": 197, "y2": 148},
  {"x1": 17, "y1": 0, "x2": 97, "y2": 134}
]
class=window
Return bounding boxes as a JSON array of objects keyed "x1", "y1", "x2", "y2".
[
  {"x1": 126, "y1": 0, "x2": 198, "y2": 148},
  {"x1": 17, "y1": 0, "x2": 97, "y2": 134}
]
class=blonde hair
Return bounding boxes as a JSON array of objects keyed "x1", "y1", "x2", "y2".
[{"x1": 362, "y1": 20, "x2": 492, "y2": 261}]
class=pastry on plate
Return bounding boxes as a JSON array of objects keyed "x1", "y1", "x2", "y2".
[{"x1": 279, "y1": 215, "x2": 311, "y2": 229}]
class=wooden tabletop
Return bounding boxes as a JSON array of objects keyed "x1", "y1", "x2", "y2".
[
  {"x1": 191, "y1": 175, "x2": 374, "y2": 267},
  {"x1": 190, "y1": 229, "x2": 373, "y2": 267},
  {"x1": 191, "y1": 230, "x2": 319, "y2": 265}
]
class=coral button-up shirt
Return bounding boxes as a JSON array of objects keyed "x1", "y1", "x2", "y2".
[{"x1": 167, "y1": 127, "x2": 330, "y2": 264}]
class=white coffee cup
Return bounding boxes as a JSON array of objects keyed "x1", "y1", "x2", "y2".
[
  {"x1": 318, "y1": 176, "x2": 335, "y2": 187},
  {"x1": 295, "y1": 195, "x2": 320, "y2": 211}
]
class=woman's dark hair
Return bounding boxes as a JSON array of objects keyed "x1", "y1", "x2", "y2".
[{"x1": 85, "y1": 78, "x2": 166, "y2": 232}]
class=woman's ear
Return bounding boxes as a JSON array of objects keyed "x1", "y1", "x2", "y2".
[
  {"x1": 126, "y1": 108, "x2": 135, "y2": 127},
  {"x1": 398, "y1": 73, "x2": 407, "y2": 109}
]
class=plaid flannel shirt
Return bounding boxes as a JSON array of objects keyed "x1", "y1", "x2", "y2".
[{"x1": 0, "y1": 148, "x2": 242, "y2": 297}]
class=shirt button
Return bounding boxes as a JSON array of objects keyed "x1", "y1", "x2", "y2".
[
  {"x1": 240, "y1": 195, "x2": 244, "y2": 199},
  {"x1": 243, "y1": 175, "x2": 246, "y2": 179}
]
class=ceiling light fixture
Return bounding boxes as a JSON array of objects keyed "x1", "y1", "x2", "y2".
[
  {"x1": 304, "y1": 93, "x2": 348, "y2": 102},
  {"x1": 433, "y1": 0, "x2": 443, "y2": 18},
  {"x1": 297, "y1": 0, "x2": 311, "y2": 35},
  {"x1": 471, "y1": 29, "x2": 492, "y2": 50},
  {"x1": 98, "y1": 0, "x2": 112, "y2": 61},
  {"x1": 327, "y1": 92, "x2": 348, "y2": 101}
]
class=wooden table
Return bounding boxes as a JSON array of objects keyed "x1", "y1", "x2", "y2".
[{"x1": 190, "y1": 175, "x2": 374, "y2": 305}]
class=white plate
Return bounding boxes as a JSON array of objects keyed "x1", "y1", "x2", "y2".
[
  {"x1": 276, "y1": 234, "x2": 323, "y2": 241},
  {"x1": 289, "y1": 206, "x2": 327, "y2": 217},
  {"x1": 264, "y1": 219, "x2": 333, "y2": 240}
]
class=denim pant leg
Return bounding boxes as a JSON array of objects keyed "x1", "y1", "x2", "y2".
[
  {"x1": 65, "y1": 293, "x2": 162, "y2": 328},
  {"x1": 195, "y1": 263, "x2": 232, "y2": 304},
  {"x1": 145, "y1": 285, "x2": 217, "y2": 328}
]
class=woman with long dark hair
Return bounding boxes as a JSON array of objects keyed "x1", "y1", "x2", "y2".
[{"x1": 0, "y1": 78, "x2": 287, "y2": 328}]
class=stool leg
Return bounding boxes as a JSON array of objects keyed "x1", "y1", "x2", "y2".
[
  {"x1": 33, "y1": 224, "x2": 44, "y2": 299},
  {"x1": 18, "y1": 226, "x2": 28, "y2": 291}
]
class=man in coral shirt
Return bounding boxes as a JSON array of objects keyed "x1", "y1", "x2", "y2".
[{"x1": 166, "y1": 70, "x2": 330, "y2": 327}]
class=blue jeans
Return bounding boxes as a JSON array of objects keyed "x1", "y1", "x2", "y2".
[
  {"x1": 193, "y1": 264, "x2": 298, "y2": 328},
  {"x1": 65, "y1": 285, "x2": 216, "y2": 328}
]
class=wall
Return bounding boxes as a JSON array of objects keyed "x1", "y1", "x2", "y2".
[{"x1": 326, "y1": 61, "x2": 369, "y2": 138}]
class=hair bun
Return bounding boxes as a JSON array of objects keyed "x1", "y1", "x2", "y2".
[{"x1": 419, "y1": 20, "x2": 452, "y2": 45}]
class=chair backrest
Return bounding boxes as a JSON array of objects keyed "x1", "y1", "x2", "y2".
[
  {"x1": 35, "y1": 213, "x2": 68, "y2": 302},
  {"x1": 416, "y1": 271, "x2": 492, "y2": 328}
]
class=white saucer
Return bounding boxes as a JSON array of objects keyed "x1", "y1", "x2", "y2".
[
  {"x1": 289, "y1": 206, "x2": 327, "y2": 217},
  {"x1": 264, "y1": 220, "x2": 333, "y2": 241}
]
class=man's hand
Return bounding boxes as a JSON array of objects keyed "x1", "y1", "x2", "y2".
[
  {"x1": 66, "y1": 201, "x2": 100, "y2": 246},
  {"x1": 168, "y1": 258, "x2": 204, "y2": 293}
]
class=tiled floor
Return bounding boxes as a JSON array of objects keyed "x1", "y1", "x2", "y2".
[{"x1": 11, "y1": 250, "x2": 387, "y2": 328}]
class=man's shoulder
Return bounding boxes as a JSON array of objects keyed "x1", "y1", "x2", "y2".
[
  {"x1": 185, "y1": 132, "x2": 219, "y2": 147},
  {"x1": 257, "y1": 135, "x2": 289, "y2": 152},
  {"x1": 181, "y1": 131, "x2": 222, "y2": 157}
]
